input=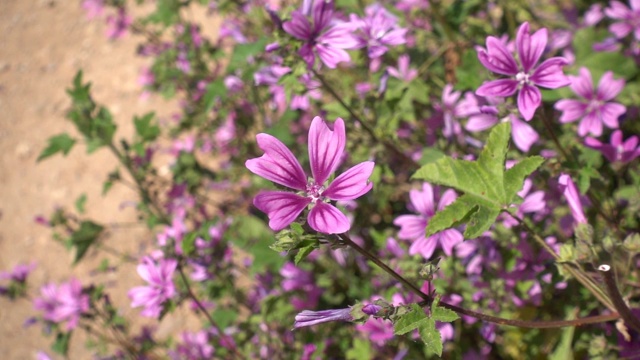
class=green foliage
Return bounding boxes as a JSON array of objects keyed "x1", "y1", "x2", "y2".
[
  {"x1": 69, "y1": 221, "x2": 104, "y2": 264},
  {"x1": 52, "y1": 331, "x2": 71, "y2": 355},
  {"x1": 393, "y1": 302, "x2": 458, "y2": 357},
  {"x1": 145, "y1": 0, "x2": 181, "y2": 25},
  {"x1": 134, "y1": 113, "x2": 160, "y2": 142},
  {"x1": 75, "y1": 193, "x2": 87, "y2": 214},
  {"x1": 227, "y1": 215, "x2": 285, "y2": 273},
  {"x1": 38, "y1": 133, "x2": 76, "y2": 161},
  {"x1": 412, "y1": 122, "x2": 544, "y2": 238}
]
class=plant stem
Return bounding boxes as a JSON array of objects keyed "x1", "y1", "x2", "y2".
[
  {"x1": 513, "y1": 215, "x2": 616, "y2": 311},
  {"x1": 177, "y1": 265, "x2": 243, "y2": 360},
  {"x1": 338, "y1": 233, "x2": 619, "y2": 329},
  {"x1": 599, "y1": 264, "x2": 640, "y2": 333}
]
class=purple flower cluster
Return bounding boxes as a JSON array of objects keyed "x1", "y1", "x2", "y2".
[
  {"x1": 33, "y1": 279, "x2": 90, "y2": 331},
  {"x1": 128, "y1": 256, "x2": 178, "y2": 318}
]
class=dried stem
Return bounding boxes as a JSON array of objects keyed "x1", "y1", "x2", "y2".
[
  {"x1": 599, "y1": 264, "x2": 640, "y2": 333},
  {"x1": 338, "y1": 232, "x2": 619, "y2": 329}
]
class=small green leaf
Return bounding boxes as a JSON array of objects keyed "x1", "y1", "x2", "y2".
[
  {"x1": 412, "y1": 122, "x2": 544, "y2": 238},
  {"x1": 419, "y1": 318, "x2": 443, "y2": 357},
  {"x1": 431, "y1": 305, "x2": 459, "y2": 323},
  {"x1": 203, "y1": 80, "x2": 226, "y2": 112},
  {"x1": 294, "y1": 243, "x2": 317, "y2": 265},
  {"x1": 134, "y1": 112, "x2": 160, "y2": 142},
  {"x1": 394, "y1": 303, "x2": 428, "y2": 335},
  {"x1": 52, "y1": 331, "x2": 71, "y2": 355},
  {"x1": 181, "y1": 232, "x2": 197, "y2": 256},
  {"x1": 38, "y1": 133, "x2": 76, "y2": 161},
  {"x1": 70, "y1": 221, "x2": 104, "y2": 264},
  {"x1": 346, "y1": 338, "x2": 373, "y2": 360},
  {"x1": 75, "y1": 194, "x2": 87, "y2": 214}
]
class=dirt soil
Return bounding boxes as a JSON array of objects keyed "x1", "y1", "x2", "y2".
[{"x1": 0, "y1": 1, "x2": 207, "y2": 358}]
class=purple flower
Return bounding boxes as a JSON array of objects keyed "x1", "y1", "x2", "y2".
[
  {"x1": 605, "y1": 1, "x2": 640, "y2": 40},
  {"x1": 558, "y1": 174, "x2": 587, "y2": 225},
  {"x1": 393, "y1": 183, "x2": 464, "y2": 259},
  {"x1": 0, "y1": 262, "x2": 35, "y2": 283},
  {"x1": 170, "y1": 330, "x2": 215, "y2": 360},
  {"x1": 555, "y1": 67, "x2": 626, "y2": 137},
  {"x1": 33, "y1": 279, "x2": 90, "y2": 331},
  {"x1": 128, "y1": 257, "x2": 178, "y2": 318},
  {"x1": 293, "y1": 307, "x2": 353, "y2": 328},
  {"x1": 350, "y1": 4, "x2": 407, "y2": 60},
  {"x1": 476, "y1": 22, "x2": 570, "y2": 120},
  {"x1": 283, "y1": 0, "x2": 359, "y2": 68},
  {"x1": 362, "y1": 303, "x2": 382, "y2": 315},
  {"x1": 246, "y1": 116, "x2": 374, "y2": 234},
  {"x1": 105, "y1": 8, "x2": 132, "y2": 40},
  {"x1": 502, "y1": 178, "x2": 546, "y2": 227},
  {"x1": 387, "y1": 54, "x2": 418, "y2": 82},
  {"x1": 82, "y1": 0, "x2": 104, "y2": 19},
  {"x1": 585, "y1": 130, "x2": 640, "y2": 163}
]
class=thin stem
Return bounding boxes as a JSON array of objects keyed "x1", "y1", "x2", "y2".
[
  {"x1": 599, "y1": 264, "x2": 640, "y2": 333},
  {"x1": 338, "y1": 233, "x2": 619, "y2": 329},
  {"x1": 513, "y1": 215, "x2": 616, "y2": 311},
  {"x1": 107, "y1": 143, "x2": 169, "y2": 225},
  {"x1": 177, "y1": 265, "x2": 243, "y2": 360}
]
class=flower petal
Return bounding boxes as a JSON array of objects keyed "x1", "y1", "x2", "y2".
[
  {"x1": 599, "y1": 102, "x2": 625, "y2": 129},
  {"x1": 555, "y1": 99, "x2": 587, "y2": 123},
  {"x1": 465, "y1": 114, "x2": 499, "y2": 132},
  {"x1": 312, "y1": 0, "x2": 334, "y2": 31},
  {"x1": 437, "y1": 189, "x2": 457, "y2": 211},
  {"x1": 308, "y1": 117, "x2": 346, "y2": 185},
  {"x1": 439, "y1": 229, "x2": 464, "y2": 256},
  {"x1": 410, "y1": 183, "x2": 435, "y2": 216},
  {"x1": 477, "y1": 37, "x2": 519, "y2": 75},
  {"x1": 323, "y1": 161, "x2": 374, "y2": 201},
  {"x1": 394, "y1": 214, "x2": 427, "y2": 240},
  {"x1": 283, "y1": 11, "x2": 312, "y2": 40},
  {"x1": 578, "y1": 111, "x2": 602, "y2": 137},
  {"x1": 476, "y1": 79, "x2": 519, "y2": 97},
  {"x1": 569, "y1": 67, "x2": 594, "y2": 100},
  {"x1": 596, "y1": 71, "x2": 625, "y2": 101},
  {"x1": 246, "y1": 134, "x2": 307, "y2": 190},
  {"x1": 511, "y1": 116, "x2": 539, "y2": 152},
  {"x1": 307, "y1": 202, "x2": 350, "y2": 234},
  {"x1": 315, "y1": 43, "x2": 351, "y2": 68},
  {"x1": 517, "y1": 84, "x2": 542, "y2": 121},
  {"x1": 253, "y1": 191, "x2": 311, "y2": 231},
  {"x1": 517, "y1": 22, "x2": 547, "y2": 73},
  {"x1": 409, "y1": 235, "x2": 438, "y2": 259},
  {"x1": 530, "y1": 57, "x2": 570, "y2": 89}
]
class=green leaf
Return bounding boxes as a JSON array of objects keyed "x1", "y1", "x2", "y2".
[
  {"x1": 412, "y1": 122, "x2": 544, "y2": 238},
  {"x1": 145, "y1": 0, "x2": 180, "y2": 25},
  {"x1": 550, "y1": 315, "x2": 575, "y2": 360},
  {"x1": 181, "y1": 232, "x2": 197, "y2": 256},
  {"x1": 227, "y1": 38, "x2": 268, "y2": 72},
  {"x1": 431, "y1": 305, "x2": 459, "y2": 323},
  {"x1": 134, "y1": 112, "x2": 160, "y2": 142},
  {"x1": 37, "y1": 133, "x2": 76, "y2": 161},
  {"x1": 294, "y1": 243, "x2": 317, "y2": 265},
  {"x1": 227, "y1": 215, "x2": 285, "y2": 273},
  {"x1": 394, "y1": 303, "x2": 429, "y2": 335},
  {"x1": 52, "y1": 331, "x2": 71, "y2": 355},
  {"x1": 419, "y1": 318, "x2": 442, "y2": 357},
  {"x1": 70, "y1": 221, "x2": 104, "y2": 264},
  {"x1": 75, "y1": 193, "x2": 87, "y2": 214},
  {"x1": 203, "y1": 80, "x2": 226, "y2": 112},
  {"x1": 346, "y1": 338, "x2": 373, "y2": 360}
]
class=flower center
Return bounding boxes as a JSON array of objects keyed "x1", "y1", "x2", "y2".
[
  {"x1": 515, "y1": 71, "x2": 530, "y2": 85},
  {"x1": 306, "y1": 182, "x2": 325, "y2": 203}
]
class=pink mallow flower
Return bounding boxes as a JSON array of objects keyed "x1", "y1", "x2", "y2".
[
  {"x1": 33, "y1": 279, "x2": 90, "y2": 331},
  {"x1": 105, "y1": 8, "x2": 132, "y2": 40},
  {"x1": 393, "y1": 183, "x2": 463, "y2": 259},
  {"x1": 555, "y1": 67, "x2": 626, "y2": 137},
  {"x1": 387, "y1": 54, "x2": 418, "y2": 82},
  {"x1": 283, "y1": 0, "x2": 359, "y2": 68},
  {"x1": 476, "y1": 22, "x2": 570, "y2": 121},
  {"x1": 128, "y1": 257, "x2": 178, "y2": 318},
  {"x1": 558, "y1": 174, "x2": 587, "y2": 226},
  {"x1": 246, "y1": 116, "x2": 374, "y2": 234},
  {"x1": 585, "y1": 130, "x2": 640, "y2": 164},
  {"x1": 350, "y1": 4, "x2": 407, "y2": 60},
  {"x1": 605, "y1": 0, "x2": 640, "y2": 40},
  {"x1": 293, "y1": 307, "x2": 353, "y2": 329}
]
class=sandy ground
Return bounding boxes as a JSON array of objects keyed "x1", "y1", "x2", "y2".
[{"x1": 0, "y1": 1, "x2": 205, "y2": 358}]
